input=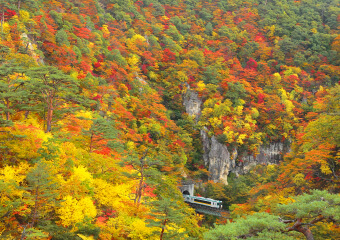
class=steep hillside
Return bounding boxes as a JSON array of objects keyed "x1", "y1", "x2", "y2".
[{"x1": 0, "y1": 0, "x2": 339, "y2": 239}]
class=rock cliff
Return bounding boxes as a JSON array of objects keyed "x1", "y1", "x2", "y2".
[
  {"x1": 183, "y1": 88, "x2": 290, "y2": 184},
  {"x1": 183, "y1": 84, "x2": 202, "y2": 121}
]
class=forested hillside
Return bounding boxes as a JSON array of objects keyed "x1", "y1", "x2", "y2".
[{"x1": 0, "y1": 0, "x2": 339, "y2": 239}]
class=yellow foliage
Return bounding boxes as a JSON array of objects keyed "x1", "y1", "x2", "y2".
[
  {"x1": 279, "y1": 88, "x2": 295, "y2": 116},
  {"x1": 283, "y1": 66, "x2": 301, "y2": 76},
  {"x1": 272, "y1": 73, "x2": 281, "y2": 85},
  {"x1": 320, "y1": 160, "x2": 332, "y2": 175},
  {"x1": 0, "y1": 163, "x2": 31, "y2": 200},
  {"x1": 73, "y1": 165, "x2": 93, "y2": 183},
  {"x1": 264, "y1": 25, "x2": 275, "y2": 37},
  {"x1": 5, "y1": 52, "x2": 38, "y2": 68},
  {"x1": 75, "y1": 110, "x2": 94, "y2": 126},
  {"x1": 57, "y1": 195, "x2": 97, "y2": 229},
  {"x1": 293, "y1": 173, "x2": 306, "y2": 186},
  {"x1": 101, "y1": 214, "x2": 158, "y2": 240},
  {"x1": 251, "y1": 107, "x2": 259, "y2": 118},
  {"x1": 2, "y1": 22, "x2": 11, "y2": 34},
  {"x1": 310, "y1": 28, "x2": 317, "y2": 34},
  {"x1": 126, "y1": 141, "x2": 135, "y2": 151},
  {"x1": 127, "y1": 54, "x2": 140, "y2": 66},
  {"x1": 235, "y1": 105, "x2": 243, "y2": 116},
  {"x1": 209, "y1": 117, "x2": 222, "y2": 128},
  {"x1": 223, "y1": 127, "x2": 237, "y2": 143},
  {"x1": 94, "y1": 179, "x2": 132, "y2": 211},
  {"x1": 19, "y1": 10, "x2": 31, "y2": 23},
  {"x1": 70, "y1": 71, "x2": 78, "y2": 80},
  {"x1": 3, "y1": 118, "x2": 50, "y2": 160},
  {"x1": 149, "y1": 71, "x2": 158, "y2": 80},
  {"x1": 131, "y1": 34, "x2": 146, "y2": 43},
  {"x1": 237, "y1": 134, "x2": 247, "y2": 144},
  {"x1": 127, "y1": 218, "x2": 157, "y2": 240},
  {"x1": 196, "y1": 81, "x2": 206, "y2": 92},
  {"x1": 102, "y1": 24, "x2": 110, "y2": 36},
  {"x1": 177, "y1": 71, "x2": 188, "y2": 82},
  {"x1": 77, "y1": 234, "x2": 95, "y2": 240}
]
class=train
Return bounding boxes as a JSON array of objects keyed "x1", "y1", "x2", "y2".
[{"x1": 183, "y1": 194, "x2": 223, "y2": 209}]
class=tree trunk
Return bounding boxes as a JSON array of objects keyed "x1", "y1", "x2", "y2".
[
  {"x1": 20, "y1": 225, "x2": 27, "y2": 240},
  {"x1": 24, "y1": 111, "x2": 29, "y2": 119},
  {"x1": 290, "y1": 218, "x2": 315, "y2": 240},
  {"x1": 31, "y1": 186, "x2": 39, "y2": 227},
  {"x1": 160, "y1": 219, "x2": 167, "y2": 240},
  {"x1": 46, "y1": 108, "x2": 53, "y2": 132},
  {"x1": 18, "y1": 0, "x2": 22, "y2": 12},
  {"x1": 46, "y1": 100, "x2": 53, "y2": 133},
  {"x1": 1, "y1": 10, "x2": 4, "y2": 36},
  {"x1": 135, "y1": 164, "x2": 144, "y2": 204},
  {"x1": 89, "y1": 131, "x2": 93, "y2": 152},
  {"x1": 5, "y1": 98, "x2": 10, "y2": 121},
  {"x1": 135, "y1": 150, "x2": 148, "y2": 204},
  {"x1": 295, "y1": 225, "x2": 314, "y2": 240}
]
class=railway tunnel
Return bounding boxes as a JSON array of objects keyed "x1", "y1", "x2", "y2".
[{"x1": 179, "y1": 181, "x2": 229, "y2": 218}]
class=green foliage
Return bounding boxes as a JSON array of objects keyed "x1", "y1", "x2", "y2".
[
  {"x1": 0, "y1": 0, "x2": 339, "y2": 238},
  {"x1": 204, "y1": 212, "x2": 293, "y2": 240},
  {"x1": 49, "y1": 10, "x2": 63, "y2": 28},
  {"x1": 277, "y1": 190, "x2": 340, "y2": 221},
  {"x1": 147, "y1": 196, "x2": 187, "y2": 239},
  {"x1": 55, "y1": 29, "x2": 70, "y2": 47}
]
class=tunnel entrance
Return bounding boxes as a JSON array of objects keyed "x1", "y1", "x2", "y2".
[{"x1": 182, "y1": 190, "x2": 190, "y2": 195}]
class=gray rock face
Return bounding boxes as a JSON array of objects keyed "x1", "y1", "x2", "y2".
[
  {"x1": 207, "y1": 136, "x2": 232, "y2": 185},
  {"x1": 201, "y1": 131, "x2": 288, "y2": 184},
  {"x1": 183, "y1": 85, "x2": 202, "y2": 121},
  {"x1": 20, "y1": 33, "x2": 44, "y2": 64},
  {"x1": 183, "y1": 87, "x2": 289, "y2": 184},
  {"x1": 233, "y1": 141, "x2": 288, "y2": 174}
]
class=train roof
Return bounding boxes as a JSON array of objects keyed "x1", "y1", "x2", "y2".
[{"x1": 187, "y1": 195, "x2": 222, "y2": 203}]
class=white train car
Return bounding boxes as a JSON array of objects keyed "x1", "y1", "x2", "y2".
[{"x1": 184, "y1": 195, "x2": 223, "y2": 210}]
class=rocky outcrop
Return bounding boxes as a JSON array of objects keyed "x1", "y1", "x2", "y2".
[
  {"x1": 231, "y1": 141, "x2": 288, "y2": 175},
  {"x1": 183, "y1": 87, "x2": 290, "y2": 185},
  {"x1": 205, "y1": 135, "x2": 233, "y2": 184},
  {"x1": 20, "y1": 33, "x2": 44, "y2": 65},
  {"x1": 183, "y1": 85, "x2": 202, "y2": 121},
  {"x1": 201, "y1": 131, "x2": 289, "y2": 184}
]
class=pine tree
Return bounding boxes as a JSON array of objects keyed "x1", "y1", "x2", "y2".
[
  {"x1": 0, "y1": 63, "x2": 27, "y2": 125},
  {"x1": 147, "y1": 196, "x2": 187, "y2": 240},
  {"x1": 27, "y1": 66, "x2": 80, "y2": 132},
  {"x1": 22, "y1": 161, "x2": 61, "y2": 238}
]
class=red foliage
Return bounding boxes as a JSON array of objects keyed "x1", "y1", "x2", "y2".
[
  {"x1": 94, "y1": 147, "x2": 112, "y2": 155},
  {"x1": 93, "y1": 62, "x2": 101, "y2": 68},
  {"x1": 258, "y1": 93, "x2": 265, "y2": 104},
  {"x1": 173, "y1": 139, "x2": 185, "y2": 148},
  {"x1": 142, "y1": 64, "x2": 148, "y2": 74},
  {"x1": 73, "y1": 26, "x2": 94, "y2": 40},
  {"x1": 79, "y1": 60, "x2": 92, "y2": 73},
  {"x1": 162, "y1": 48, "x2": 176, "y2": 62},
  {"x1": 144, "y1": 185, "x2": 156, "y2": 197},
  {"x1": 92, "y1": 94, "x2": 102, "y2": 100},
  {"x1": 254, "y1": 33, "x2": 266, "y2": 42},
  {"x1": 198, "y1": 165, "x2": 205, "y2": 169},
  {"x1": 246, "y1": 58, "x2": 258, "y2": 70},
  {"x1": 4, "y1": 9, "x2": 16, "y2": 19},
  {"x1": 234, "y1": 17, "x2": 243, "y2": 24}
]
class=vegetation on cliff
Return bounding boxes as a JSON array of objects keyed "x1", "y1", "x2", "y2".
[{"x1": 0, "y1": 0, "x2": 339, "y2": 239}]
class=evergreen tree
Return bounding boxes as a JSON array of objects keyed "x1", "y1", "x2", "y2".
[
  {"x1": 0, "y1": 63, "x2": 27, "y2": 125},
  {"x1": 27, "y1": 66, "x2": 80, "y2": 132},
  {"x1": 147, "y1": 196, "x2": 187, "y2": 240}
]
